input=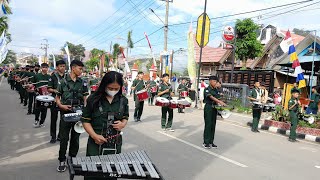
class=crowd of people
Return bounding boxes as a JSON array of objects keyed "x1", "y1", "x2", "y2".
[{"x1": 3, "y1": 60, "x2": 319, "y2": 179}]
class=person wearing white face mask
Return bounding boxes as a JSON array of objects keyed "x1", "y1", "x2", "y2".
[{"x1": 81, "y1": 71, "x2": 129, "y2": 180}]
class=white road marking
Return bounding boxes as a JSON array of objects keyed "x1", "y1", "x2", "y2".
[
  {"x1": 157, "y1": 131, "x2": 248, "y2": 168},
  {"x1": 315, "y1": 166, "x2": 320, "y2": 169}
]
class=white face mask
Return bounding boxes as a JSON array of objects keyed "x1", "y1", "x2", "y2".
[{"x1": 106, "y1": 90, "x2": 119, "y2": 97}]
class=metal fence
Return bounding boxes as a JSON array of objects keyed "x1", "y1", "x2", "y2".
[{"x1": 221, "y1": 83, "x2": 250, "y2": 107}]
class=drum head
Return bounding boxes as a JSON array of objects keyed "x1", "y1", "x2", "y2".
[
  {"x1": 36, "y1": 95, "x2": 54, "y2": 102},
  {"x1": 156, "y1": 97, "x2": 169, "y2": 103},
  {"x1": 136, "y1": 89, "x2": 146, "y2": 94},
  {"x1": 177, "y1": 99, "x2": 190, "y2": 105}
]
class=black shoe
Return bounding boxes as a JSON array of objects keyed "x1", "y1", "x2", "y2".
[
  {"x1": 256, "y1": 130, "x2": 260, "y2": 133},
  {"x1": 134, "y1": 117, "x2": 138, "y2": 122},
  {"x1": 27, "y1": 112, "x2": 32, "y2": 115},
  {"x1": 202, "y1": 143, "x2": 211, "y2": 149},
  {"x1": 56, "y1": 137, "x2": 61, "y2": 141},
  {"x1": 50, "y1": 138, "x2": 56, "y2": 144},
  {"x1": 251, "y1": 129, "x2": 256, "y2": 132},
  {"x1": 20, "y1": 102, "x2": 23, "y2": 104},
  {"x1": 32, "y1": 111, "x2": 35, "y2": 114},
  {"x1": 23, "y1": 103, "x2": 27, "y2": 106},
  {"x1": 137, "y1": 118, "x2": 141, "y2": 122},
  {"x1": 288, "y1": 138, "x2": 296, "y2": 142},
  {"x1": 211, "y1": 144, "x2": 218, "y2": 149},
  {"x1": 57, "y1": 161, "x2": 67, "y2": 172}
]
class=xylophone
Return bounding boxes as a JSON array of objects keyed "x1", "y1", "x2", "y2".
[{"x1": 67, "y1": 150, "x2": 165, "y2": 180}]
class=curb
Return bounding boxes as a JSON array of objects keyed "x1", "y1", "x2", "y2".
[{"x1": 247, "y1": 122, "x2": 320, "y2": 143}]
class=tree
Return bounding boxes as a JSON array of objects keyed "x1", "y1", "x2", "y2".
[
  {"x1": 145, "y1": 58, "x2": 153, "y2": 70},
  {"x1": 26, "y1": 56, "x2": 38, "y2": 65},
  {"x1": 135, "y1": 60, "x2": 142, "y2": 71},
  {"x1": 61, "y1": 42, "x2": 86, "y2": 61},
  {"x1": 1, "y1": 50, "x2": 16, "y2": 65},
  {"x1": 85, "y1": 58, "x2": 99, "y2": 71},
  {"x1": 292, "y1": 28, "x2": 311, "y2": 37},
  {"x1": 235, "y1": 18, "x2": 263, "y2": 69},
  {"x1": 127, "y1": 30, "x2": 134, "y2": 56},
  {"x1": 112, "y1": 43, "x2": 120, "y2": 68},
  {"x1": 90, "y1": 48, "x2": 105, "y2": 58}
]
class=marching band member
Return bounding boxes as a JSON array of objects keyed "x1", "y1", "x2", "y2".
[
  {"x1": 131, "y1": 71, "x2": 146, "y2": 122},
  {"x1": 16, "y1": 67, "x2": 26, "y2": 104},
  {"x1": 32, "y1": 63, "x2": 50, "y2": 128},
  {"x1": 48, "y1": 60, "x2": 66, "y2": 144},
  {"x1": 22, "y1": 65, "x2": 36, "y2": 114},
  {"x1": 158, "y1": 73, "x2": 175, "y2": 132},
  {"x1": 177, "y1": 78, "x2": 189, "y2": 113},
  {"x1": 306, "y1": 86, "x2": 320, "y2": 115},
  {"x1": 81, "y1": 71, "x2": 129, "y2": 180},
  {"x1": 288, "y1": 89, "x2": 301, "y2": 142},
  {"x1": 147, "y1": 77, "x2": 157, "y2": 106},
  {"x1": 55, "y1": 60, "x2": 89, "y2": 172},
  {"x1": 203, "y1": 76, "x2": 226, "y2": 149},
  {"x1": 248, "y1": 81, "x2": 263, "y2": 133}
]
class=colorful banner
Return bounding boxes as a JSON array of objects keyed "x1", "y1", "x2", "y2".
[
  {"x1": 144, "y1": 32, "x2": 157, "y2": 70},
  {"x1": 187, "y1": 21, "x2": 197, "y2": 90},
  {"x1": 285, "y1": 30, "x2": 306, "y2": 88}
]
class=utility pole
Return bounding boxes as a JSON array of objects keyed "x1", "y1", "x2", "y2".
[
  {"x1": 160, "y1": 0, "x2": 172, "y2": 75},
  {"x1": 41, "y1": 39, "x2": 49, "y2": 64}
]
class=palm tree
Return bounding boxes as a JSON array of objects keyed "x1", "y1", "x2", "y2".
[
  {"x1": 112, "y1": 43, "x2": 120, "y2": 69},
  {"x1": 127, "y1": 30, "x2": 134, "y2": 57}
]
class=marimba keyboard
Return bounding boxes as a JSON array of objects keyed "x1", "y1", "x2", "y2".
[{"x1": 67, "y1": 150, "x2": 165, "y2": 180}]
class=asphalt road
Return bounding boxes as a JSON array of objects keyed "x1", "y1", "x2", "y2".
[{"x1": 0, "y1": 78, "x2": 319, "y2": 180}]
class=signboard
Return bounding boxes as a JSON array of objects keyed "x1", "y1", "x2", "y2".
[
  {"x1": 222, "y1": 43, "x2": 234, "y2": 49},
  {"x1": 222, "y1": 26, "x2": 235, "y2": 42},
  {"x1": 196, "y1": 13, "x2": 211, "y2": 47}
]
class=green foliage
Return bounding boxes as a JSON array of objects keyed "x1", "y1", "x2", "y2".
[
  {"x1": 61, "y1": 42, "x2": 86, "y2": 61},
  {"x1": 85, "y1": 58, "x2": 99, "y2": 71},
  {"x1": 1, "y1": 50, "x2": 16, "y2": 65},
  {"x1": 229, "y1": 98, "x2": 252, "y2": 114},
  {"x1": 146, "y1": 58, "x2": 153, "y2": 70},
  {"x1": 127, "y1": 30, "x2": 134, "y2": 49},
  {"x1": 112, "y1": 43, "x2": 120, "y2": 60},
  {"x1": 135, "y1": 60, "x2": 142, "y2": 71},
  {"x1": 26, "y1": 56, "x2": 38, "y2": 65},
  {"x1": 272, "y1": 105, "x2": 289, "y2": 122},
  {"x1": 182, "y1": 68, "x2": 189, "y2": 76},
  {"x1": 90, "y1": 48, "x2": 105, "y2": 59},
  {"x1": 235, "y1": 18, "x2": 263, "y2": 68},
  {"x1": 298, "y1": 120, "x2": 317, "y2": 129}
]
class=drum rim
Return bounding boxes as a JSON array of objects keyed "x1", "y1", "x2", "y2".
[{"x1": 36, "y1": 95, "x2": 54, "y2": 102}]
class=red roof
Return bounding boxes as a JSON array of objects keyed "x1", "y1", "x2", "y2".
[
  {"x1": 280, "y1": 30, "x2": 305, "y2": 46},
  {"x1": 194, "y1": 43, "x2": 231, "y2": 63}
]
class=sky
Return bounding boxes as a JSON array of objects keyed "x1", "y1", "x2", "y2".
[{"x1": 7, "y1": 0, "x2": 320, "y2": 60}]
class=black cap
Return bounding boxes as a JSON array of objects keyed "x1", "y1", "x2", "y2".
[
  {"x1": 291, "y1": 89, "x2": 300, "y2": 94},
  {"x1": 41, "y1": 63, "x2": 49, "y2": 67},
  {"x1": 209, "y1": 75, "x2": 218, "y2": 81}
]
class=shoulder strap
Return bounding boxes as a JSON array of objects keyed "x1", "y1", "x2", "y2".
[{"x1": 54, "y1": 73, "x2": 61, "y2": 83}]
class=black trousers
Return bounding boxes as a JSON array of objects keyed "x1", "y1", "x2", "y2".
[
  {"x1": 134, "y1": 100, "x2": 144, "y2": 119},
  {"x1": 35, "y1": 107, "x2": 48, "y2": 124},
  {"x1": 9, "y1": 80, "x2": 15, "y2": 90},
  {"x1": 58, "y1": 114, "x2": 80, "y2": 162},
  {"x1": 27, "y1": 92, "x2": 35, "y2": 113},
  {"x1": 50, "y1": 104, "x2": 60, "y2": 139}
]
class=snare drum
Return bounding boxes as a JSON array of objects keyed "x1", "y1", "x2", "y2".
[
  {"x1": 267, "y1": 103, "x2": 276, "y2": 112},
  {"x1": 155, "y1": 97, "x2": 170, "y2": 107},
  {"x1": 151, "y1": 86, "x2": 157, "y2": 93},
  {"x1": 136, "y1": 89, "x2": 149, "y2": 101},
  {"x1": 252, "y1": 101, "x2": 263, "y2": 109},
  {"x1": 90, "y1": 85, "x2": 98, "y2": 92},
  {"x1": 180, "y1": 91, "x2": 189, "y2": 98},
  {"x1": 177, "y1": 99, "x2": 191, "y2": 108},
  {"x1": 169, "y1": 100, "x2": 178, "y2": 109},
  {"x1": 262, "y1": 104, "x2": 270, "y2": 112},
  {"x1": 26, "y1": 84, "x2": 35, "y2": 93},
  {"x1": 35, "y1": 95, "x2": 54, "y2": 108},
  {"x1": 38, "y1": 86, "x2": 49, "y2": 95}
]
